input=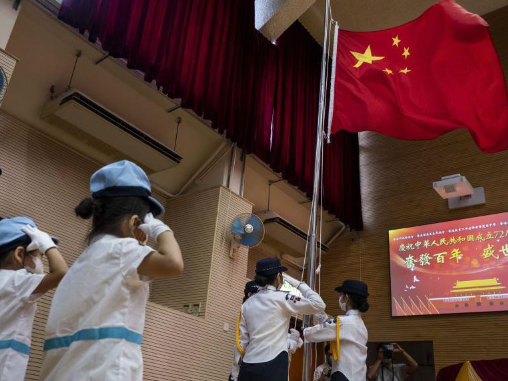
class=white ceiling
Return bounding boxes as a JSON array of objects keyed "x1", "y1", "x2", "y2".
[{"x1": 300, "y1": 0, "x2": 508, "y2": 42}]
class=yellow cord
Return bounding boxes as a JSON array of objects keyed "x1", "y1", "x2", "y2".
[
  {"x1": 329, "y1": 316, "x2": 340, "y2": 361},
  {"x1": 236, "y1": 310, "x2": 245, "y2": 355}
]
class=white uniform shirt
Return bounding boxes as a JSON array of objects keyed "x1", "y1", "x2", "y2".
[
  {"x1": 230, "y1": 331, "x2": 301, "y2": 379},
  {"x1": 239, "y1": 284, "x2": 325, "y2": 364},
  {"x1": 304, "y1": 310, "x2": 368, "y2": 381},
  {"x1": 0, "y1": 269, "x2": 44, "y2": 381},
  {"x1": 375, "y1": 363, "x2": 407, "y2": 381},
  {"x1": 40, "y1": 235, "x2": 154, "y2": 381}
]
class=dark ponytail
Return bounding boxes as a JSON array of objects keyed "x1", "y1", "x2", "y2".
[
  {"x1": 348, "y1": 293, "x2": 370, "y2": 313},
  {"x1": 75, "y1": 196, "x2": 150, "y2": 242},
  {"x1": 254, "y1": 273, "x2": 277, "y2": 288},
  {"x1": 75, "y1": 198, "x2": 99, "y2": 219}
]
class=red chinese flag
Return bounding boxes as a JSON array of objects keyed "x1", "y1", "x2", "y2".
[{"x1": 328, "y1": 0, "x2": 508, "y2": 153}]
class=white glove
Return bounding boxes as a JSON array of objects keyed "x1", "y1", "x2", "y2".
[
  {"x1": 291, "y1": 329, "x2": 304, "y2": 349},
  {"x1": 289, "y1": 328, "x2": 300, "y2": 341},
  {"x1": 288, "y1": 329, "x2": 300, "y2": 354},
  {"x1": 22, "y1": 225, "x2": 56, "y2": 254},
  {"x1": 139, "y1": 213, "x2": 172, "y2": 240},
  {"x1": 283, "y1": 273, "x2": 303, "y2": 289},
  {"x1": 313, "y1": 311, "x2": 330, "y2": 324},
  {"x1": 288, "y1": 329, "x2": 304, "y2": 353}
]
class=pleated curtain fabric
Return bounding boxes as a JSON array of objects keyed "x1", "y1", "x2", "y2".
[{"x1": 58, "y1": 0, "x2": 363, "y2": 230}]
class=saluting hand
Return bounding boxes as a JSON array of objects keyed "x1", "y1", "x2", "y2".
[
  {"x1": 282, "y1": 273, "x2": 302, "y2": 288},
  {"x1": 139, "y1": 213, "x2": 172, "y2": 240},
  {"x1": 22, "y1": 225, "x2": 56, "y2": 254}
]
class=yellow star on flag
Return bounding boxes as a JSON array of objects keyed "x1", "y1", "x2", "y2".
[
  {"x1": 399, "y1": 67, "x2": 411, "y2": 74},
  {"x1": 383, "y1": 68, "x2": 393, "y2": 75},
  {"x1": 403, "y1": 47, "x2": 411, "y2": 59},
  {"x1": 350, "y1": 45, "x2": 384, "y2": 68},
  {"x1": 392, "y1": 35, "x2": 401, "y2": 47}
]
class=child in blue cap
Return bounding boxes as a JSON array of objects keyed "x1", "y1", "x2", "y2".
[
  {"x1": 40, "y1": 160, "x2": 184, "y2": 381},
  {"x1": 0, "y1": 217, "x2": 68, "y2": 381}
]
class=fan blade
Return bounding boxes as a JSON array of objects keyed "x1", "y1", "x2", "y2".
[
  {"x1": 232, "y1": 218, "x2": 246, "y2": 236},
  {"x1": 242, "y1": 232, "x2": 262, "y2": 247}
]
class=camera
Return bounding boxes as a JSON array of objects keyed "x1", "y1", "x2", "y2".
[{"x1": 382, "y1": 344, "x2": 394, "y2": 358}]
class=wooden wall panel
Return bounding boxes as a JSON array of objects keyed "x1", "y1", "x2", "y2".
[
  {"x1": 149, "y1": 188, "x2": 221, "y2": 317},
  {"x1": 0, "y1": 48, "x2": 17, "y2": 107},
  {"x1": 485, "y1": 6, "x2": 508, "y2": 81},
  {"x1": 321, "y1": 6, "x2": 508, "y2": 373},
  {"x1": 0, "y1": 110, "x2": 253, "y2": 380}
]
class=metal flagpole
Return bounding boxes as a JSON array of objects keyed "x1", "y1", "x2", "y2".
[{"x1": 302, "y1": 0, "x2": 331, "y2": 379}]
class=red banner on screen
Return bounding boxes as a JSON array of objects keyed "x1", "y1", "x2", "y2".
[{"x1": 389, "y1": 212, "x2": 508, "y2": 316}]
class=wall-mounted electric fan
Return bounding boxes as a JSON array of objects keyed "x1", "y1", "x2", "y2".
[
  {"x1": 230, "y1": 213, "x2": 265, "y2": 258},
  {"x1": 0, "y1": 67, "x2": 8, "y2": 105}
]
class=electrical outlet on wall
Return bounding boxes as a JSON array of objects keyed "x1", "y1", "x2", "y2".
[{"x1": 182, "y1": 303, "x2": 201, "y2": 317}]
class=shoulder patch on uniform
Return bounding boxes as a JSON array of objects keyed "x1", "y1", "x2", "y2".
[{"x1": 285, "y1": 294, "x2": 302, "y2": 303}]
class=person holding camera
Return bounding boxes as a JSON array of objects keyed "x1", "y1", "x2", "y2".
[
  {"x1": 367, "y1": 343, "x2": 418, "y2": 381},
  {"x1": 314, "y1": 344, "x2": 333, "y2": 381}
]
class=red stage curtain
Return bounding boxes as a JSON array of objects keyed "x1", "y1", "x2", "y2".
[
  {"x1": 437, "y1": 359, "x2": 508, "y2": 381},
  {"x1": 436, "y1": 362, "x2": 463, "y2": 381},
  {"x1": 58, "y1": 0, "x2": 363, "y2": 230},
  {"x1": 272, "y1": 22, "x2": 362, "y2": 229},
  {"x1": 472, "y1": 359, "x2": 508, "y2": 380},
  {"x1": 59, "y1": 0, "x2": 276, "y2": 159}
]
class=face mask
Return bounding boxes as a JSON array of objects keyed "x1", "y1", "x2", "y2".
[
  {"x1": 339, "y1": 295, "x2": 348, "y2": 311},
  {"x1": 25, "y1": 256, "x2": 44, "y2": 274},
  {"x1": 383, "y1": 358, "x2": 392, "y2": 364}
]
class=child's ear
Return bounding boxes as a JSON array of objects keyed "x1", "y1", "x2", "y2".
[
  {"x1": 129, "y1": 215, "x2": 142, "y2": 228},
  {"x1": 129, "y1": 215, "x2": 147, "y2": 243},
  {"x1": 13, "y1": 246, "x2": 26, "y2": 266}
]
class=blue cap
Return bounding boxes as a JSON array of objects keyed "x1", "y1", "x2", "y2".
[
  {"x1": 90, "y1": 160, "x2": 165, "y2": 217},
  {"x1": 0, "y1": 217, "x2": 59, "y2": 254},
  {"x1": 255, "y1": 258, "x2": 287, "y2": 277}
]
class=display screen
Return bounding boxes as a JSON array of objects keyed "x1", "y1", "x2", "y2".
[{"x1": 389, "y1": 212, "x2": 508, "y2": 316}]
